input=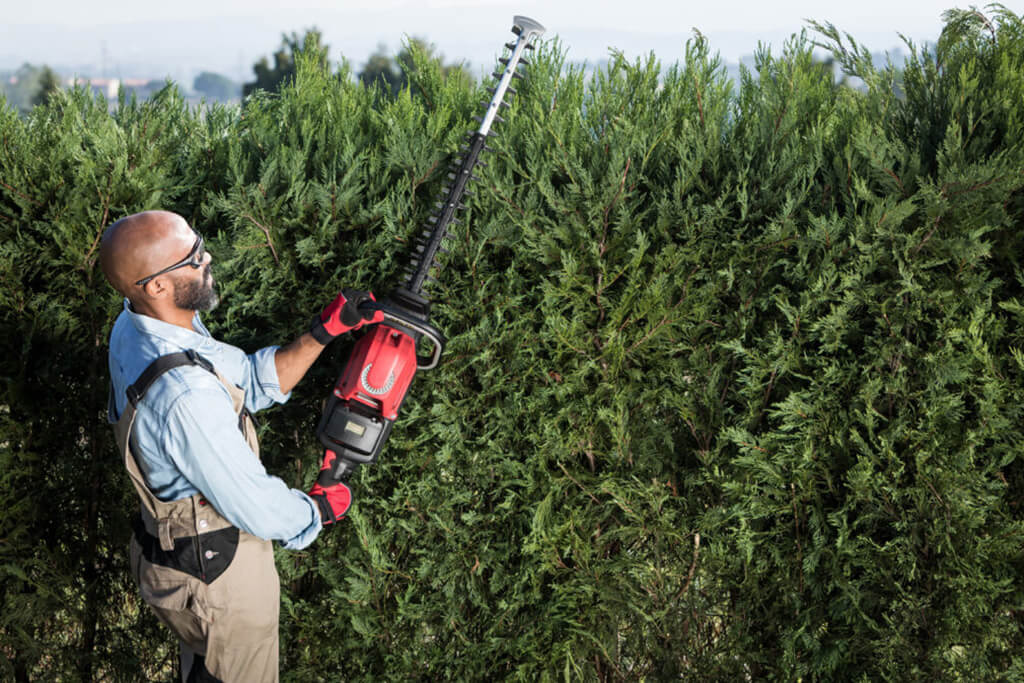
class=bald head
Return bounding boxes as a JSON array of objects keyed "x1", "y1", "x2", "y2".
[{"x1": 99, "y1": 210, "x2": 195, "y2": 297}]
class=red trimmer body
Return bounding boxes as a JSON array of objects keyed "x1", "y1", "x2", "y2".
[
  {"x1": 316, "y1": 325, "x2": 414, "y2": 481},
  {"x1": 335, "y1": 324, "x2": 418, "y2": 422},
  {"x1": 316, "y1": 290, "x2": 443, "y2": 482}
]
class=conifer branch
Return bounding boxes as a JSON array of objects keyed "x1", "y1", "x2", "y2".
[
  {"x1": 694, "y1": 74, "x2": 705, "y2": 128},
  {"x1": 683, "y1": 417, "x2": 705, "y2": 452},
  {"x1": 883, "y1": 167, "x2": 906, "y2": 195},
  {"x1": 242, "y1": 213, "x2": 280, "y2": 264},
  {"x1": 602, "y1": 157, "x2": 631, "y2": 236},
  {"x1": 720, "y1": 357, "x2": 737, "y2": 405},
  {"x1": 680, "y1": 533, "x2": 701, "y2": 597},
  {"x1": 924, "y1": 479, "x2": 951, "y2": 525},
  {"x1": 492, "y1": 185, "x2": 525, "y2": 217},
  {"x1": 580, "y1": 438, "x2": 596, "y2": 472},
  {"x1": 942, "y1": 175, "x2": 1007, "y2": 197},
  {"x1": 791, "y1": 484, "x2": 803, "y2": 593},
  {"x1": 753, "y1": 368, "x2": 779, "y2": 430},
  {"x1": 912, "y1": 214, "x2": 943, "y2": 256},
  {"x1": 555, "y1": 329, "x2": 590, "y2": 356},
  {"x1": 773, "y1": 106, "x2": 787, "y2": 138},
  {"x1": 84, "y1": 175, "x2": 114, "y2": 269},
  {"x1": 558, "y1": 461, "x2": 601, "y2": 505},
  {"x1": 0, "y1": 181, "x2": 42, "y2": 206},
  {"x1": 551, "y1": 129, "x2": 578, "y2": 187},
  {"x1": 410, "y1": 159, "x2": 440, "y2": 195},
  {"x1": 594, "y1": 158, "x2": 632, "y2": 325},
  {"x1": 626, "y1": 315, "x2": 672, "y2": 355}
]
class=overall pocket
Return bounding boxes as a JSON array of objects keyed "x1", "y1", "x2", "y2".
[{"x1": 131, "y1": 535, "x2": 211, "y2": 651}]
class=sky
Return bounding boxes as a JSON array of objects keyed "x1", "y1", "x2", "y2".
[{"x1": 0, "y1": 0, "x2": 968, "y2": 84}]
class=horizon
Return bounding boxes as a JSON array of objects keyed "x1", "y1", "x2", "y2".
[{"x1": 0, "y1": 1, "x2": 958, "y2": 85}]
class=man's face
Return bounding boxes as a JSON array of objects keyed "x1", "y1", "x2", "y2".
[{"x1": 172, "y1": 261, "x2": 219, "y2": 312}]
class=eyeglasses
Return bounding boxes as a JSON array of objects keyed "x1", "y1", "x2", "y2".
[{"x1": 134, "y1": 235, "x2": 205, "y2": 287}]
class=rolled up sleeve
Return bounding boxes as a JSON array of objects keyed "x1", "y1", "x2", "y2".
[{"x1": 240, "y1": 345, "x2": 292, "y2": 413}]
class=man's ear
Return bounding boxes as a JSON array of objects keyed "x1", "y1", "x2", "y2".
[{"x1": 141, "y1": 275, "x2": 172, "y2": 299}]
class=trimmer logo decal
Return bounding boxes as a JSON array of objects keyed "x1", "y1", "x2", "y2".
[{"x1": 361, "y1": 364, "x2": 397, "y2": 395}]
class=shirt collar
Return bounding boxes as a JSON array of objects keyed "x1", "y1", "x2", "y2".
[{"x1": 122, "y1": 298, "x2": 212, "y2": 345}]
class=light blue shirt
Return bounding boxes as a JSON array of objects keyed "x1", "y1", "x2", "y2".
[{"x1": 107, "y1": 300, "x2": 321, "y2": 550}]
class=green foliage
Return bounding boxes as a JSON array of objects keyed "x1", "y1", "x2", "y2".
[
  {"x1": 0, "y1": 82, "x2": 202, "y2": 680},
  {"x1": 2, "y1": 7, "x2": 1024, "y2": 680}
]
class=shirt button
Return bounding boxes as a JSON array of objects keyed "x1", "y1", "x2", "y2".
[
  {"x1": 198, "y1": 520, "x2": 208, "y2": 529},
  {"x1": 205, "y1": 550, "x2": 215, "y2": 559}
]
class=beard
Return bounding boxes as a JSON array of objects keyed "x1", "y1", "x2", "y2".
[{"x1": 173, "y1": 264, "x2": 219, "y2": 312}]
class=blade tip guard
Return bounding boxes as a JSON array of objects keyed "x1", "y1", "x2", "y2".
[{"x1": 512, "y1": 16, "x2": 546, "y2": 39}]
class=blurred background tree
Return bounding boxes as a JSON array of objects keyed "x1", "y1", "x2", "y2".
[
  {"x1": 1, "y1": 63, "x2": 53, "y2": 113},
  {"x1": 193, "y1": 71, "x2": 239, "y2": 101},
  {"x1": 358, "y1": 42, "x2": 403, "y2": 96},
  {"x1": 243, "y1": 28, "x2": 328, "y2": 97},
  {"x1": 358, "y1": 36, "x2": 469, "y2": 98},
  {"x1": 30, "y1": 66, "x2": 61, "y2": 107}
]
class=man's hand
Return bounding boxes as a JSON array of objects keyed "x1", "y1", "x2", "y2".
[
  {"x1": 308, "y1": 450, "x2": 352, "y2": 525},
  {"x1": 310, "y1": 289, "x2": 385, "y2": 344}
]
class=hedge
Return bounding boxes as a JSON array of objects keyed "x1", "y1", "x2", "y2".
[{"x1": 1, "y1": 7, "x2": 1023, "y2": 680}]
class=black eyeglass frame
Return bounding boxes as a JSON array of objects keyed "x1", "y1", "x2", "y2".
[{"x1": 134, "y1": 235, "x2": 205, "y2": 287}]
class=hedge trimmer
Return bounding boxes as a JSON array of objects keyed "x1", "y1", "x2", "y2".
[{"x1": 316, "y1": 16, "x2": 546, "y2": 483}]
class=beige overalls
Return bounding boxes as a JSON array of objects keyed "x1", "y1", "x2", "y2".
[{"x1": 113, "y1": 351, "x2": 280, "y2": 682}]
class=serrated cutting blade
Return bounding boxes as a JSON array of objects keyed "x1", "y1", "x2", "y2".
[{"x1": 401, "y1": 16, "x2": 545, "y2": 296}]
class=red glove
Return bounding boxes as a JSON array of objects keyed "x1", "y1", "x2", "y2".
[
  {"x1": 310, "y1": 288, "x2": 385, "y2": 344},
  {"x1": 308, "y1": 451, "x2": 352, "y2": 525}
]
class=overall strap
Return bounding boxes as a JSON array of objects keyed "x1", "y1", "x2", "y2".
[
  {"x1": 126, "y1": 349, "x2": 216, "y2": 408},
  {"x1": 118, "y1": 349, "x2": 225, "y2": 552}
]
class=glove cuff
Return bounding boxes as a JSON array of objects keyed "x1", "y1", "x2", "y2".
[
  {"x1": 309, "y1": 314, "x2": 335, "y2": 345},
  {"x1": 314, "y1": 493, "x2": 338, "y2": 525}
]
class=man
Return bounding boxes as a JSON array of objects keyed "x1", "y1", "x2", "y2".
[{"x1": 100, "y1": 210, "x2": 380, "y2": 682}]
